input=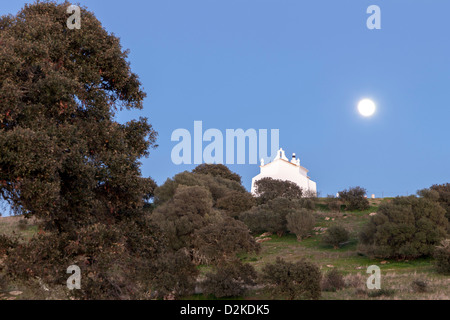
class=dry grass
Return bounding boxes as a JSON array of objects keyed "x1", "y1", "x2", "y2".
[{"x1": 0, "y1": 215, "x2": 39, "y2": 241}]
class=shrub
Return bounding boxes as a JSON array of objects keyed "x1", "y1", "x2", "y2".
[
  {"x1": 411, "y1": 279, "x2": 429, "y2": 293},
  {"x1": 149, "y1": 250, "x2": 199, "y2": 299},
  {"x1": 0, "y1": 234, "x2": 17, "y2": 256},
  {"x1": 321, "y1": 269, "x2": 345, "y2": 292},
  {"x1": 0, "y1": 274, "x2": 8, "y2": 293},
  {"x1": 17, "y1": 218, "x2": 28, "y2": 231},
  {"x1": 154, "y1": 171, "x2": 246, "y2": 205},
  {"x1": 327, "y1": 195, "x2": 341, "y2": 212},
  {"x1": 286, "y1": 209, "x2": 316, "y2": 241},
  {"x1": 322, "y1": 225, "x2": 350, "y2": 249},
  {"x1": 359, "y1": 196, "x2": 448, "y2": 259},
  {"x1": 202, "y1": 259, "x2": 257, "y2": 298},
  {"x1": 239, "y1": 206, "x2": 284, "y2": 236},
  {"x1": 4, "y1": 216, "x2": 173, "y2": 300},
  {"x1": 192, "y1": 216, "x2": 260, "y2": 264},
  {"x1": 427, "y1": 183, "x2": 450, "y2": 232},
  {"x1": 216, "y1": 191, "x2": 255, "y2": 218},
  {"x1": 296, "y1": 198, "x2": 316, "y2": 211},
  {"x1": 253, "y1": 178, "x2": 303, "y2": 204},
  {"x1": 367, "y1": 288, "x2": 395, "y2": 298},
  {"x1": 240, "y1": 197, "x2": 302, "y2": 236},
  {"x1": 434, "y1": 239, "x2": 450, "y2": 274},
  {"x1": 193, "y1": 164, "x2": 242, "y2": 183},
  {"x1": 260, "y1": 257, "x2": 322, "y2": 300},
  {"x1": 151, "y1": 185, "x2": 213, "y2": 251},
  {"x1": 338, "y1": 186, "x2": 370, "y2": 211},
  {"x1": 429, "y1": 183, "x2": 450, "y2": 216}
]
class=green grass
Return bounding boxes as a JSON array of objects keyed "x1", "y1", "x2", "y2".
[{"x1": 239, "y1": 203, "x2": 450, "y2": 299}]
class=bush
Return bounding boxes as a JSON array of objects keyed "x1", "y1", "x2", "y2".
[
  {"x1": 286, "y1": 209, "x2": 316, "y2": 241},
  {"x1": 0, "y1": 274, "x2": 8, "y2": 293},
  {"x1": 367, "y1": 288, "x2": 395, "y2": 298},
  {"x1": 216, "y1": 191, "x2": 255, "y2": 218},
  {"x1": 411, "y1": 279, "x2": 429, "y2": 293},
  {"x1": 419, "y1": 185, "x2": 450, "y2": 234},
  {"x1": 149, "y1": 250, "x2": 199, "y2": 299},
  {"x1": 151, "y1": 185, "x2": 213, "y2": 251},
  {"x1": 154, "y1": 171, "x2": 246, "y2": 206},
  {"x1": 295, "y1": 198, "x2": 316, "y2": 211},
  {"x1": 240, "y1": 197, "x2": 302, "y2": 236},
  {"x1": 326, "y1": 195, "x2": 342, "y2": 212},
  {"x1": 430, "y1": 183, "x2": 450, "y2": 216},
  {"x1": 260, "y1": 257, "x2": 322, "y2": 300},
  {"x1": 253, "y1": 178, "x2": 303, "y2": 204},
  {"x1": 322, "y1": 225, "x2": 350, "y2": 249},
  {"x1": 321, "y1": 269, "x2": 345, "y2": 292},
  {"x1": 202, "y1": 259, "x2": 257, "y2": 298},
  {"x1": 192, "y1": 216, "x2": 260, "y2": 265},
  {"x1": 17, "y1": 218, "x2": 29, "y2": 231},
  {"x1": 239, "y1": 207, "x2": 282, "y2": 236},
  {"x1": 359, "y1": 196, "x2": 448, "y2": 259},
  {"x1": 338, "y1": 187, "x2": 370, "y2": 211},
  {"x1": 4, "y1": 216, "x2": 176, "y2": 300},
  {"x1": 193, "y1": 164, "x2": 242, "y2": 183},
  {"x1": 434, "y1": 239, "x2": 450, "y2": 274},
  {"x1": 0, "y1": 234, "x2": 17, "y2": 256}
]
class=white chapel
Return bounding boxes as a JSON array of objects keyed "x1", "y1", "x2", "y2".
[{"x1": 251, "y1": 148, "x2": 317, "y2": 196}]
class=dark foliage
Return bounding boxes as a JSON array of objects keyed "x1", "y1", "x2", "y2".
[
  {"x1": 154, "y1": 171, "x2": 246, "y2": 206},
  {"x1": 17, "y1": 218, "x2": 29, "y2": 231},
  {"x1": 240, "y1": 197, "x2": 302, "y2": 236},
  {"x1": 326, "y1": 195, "x2": 342, "y2": 212},
  {"x1": 338, "y1": 187, "x2": 370, "y2": 211},
  {"x1": 216, "y1": 191, "x2": 255, "y2": 218},
  {"x1": 321, "y1": 269, "x2": 345, "y2": 292},
  {"x1": 151, "y1": 185, "x2": 212, "y2": 251},
  {"x1": 420, "y1": 183, "x2": 450, "y2": 231},
  {"x1": 202, "y1": 259, "x2": 257, "y2": 298},
  {"x1": 286, "y1": 209, "x2": 316, "y2": 241},
  {"x1": 260, "y1": 257, "x2": 322, "y2": 300},
  {"x1": 4, "y1": 216, "x2": 169, "y2": 299},
  {"x1": 193, "y1": 164, "x2": 242, "y2": 184},
  {"x1": 0, "y1": 274, "x2": 8, "y2": 293},
  {"x1": 193, "y1": 216, "x2": 260, "y2": 264},
  {"x1": 148, "y1": 250, "x2": 199, "y2": 299},
  {"x1": 253, "y1": 178, "x2": 303, "y2": 205},
  {"x1": 152, "y1": 169, "x2": 259, "y2": 267},
  {"x1": 411, "y1": 279, "x2": 429, "y2": 293},
  {"x1": 366, "y1": 288, "x2": 396, "y2": 298},
  {"x1": 359, "y1": 196, "x2": 447, "y2": 259},
  {"x1": 434, "y1": 240, "x2": 450, "y2": 275},
  {"x1": 322, "y1": 225, "x2": 350, "y2": 249},
  {"x1": 0, "y1": 234, "x2": 18, "y2": 256},
  {"x1": 0, "y1": 1, "x2": 157, "y2": 233}
]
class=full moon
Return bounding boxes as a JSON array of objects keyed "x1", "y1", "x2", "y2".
[{"x1": 358, "y1": 99, "x2": 376, "y2": 117}]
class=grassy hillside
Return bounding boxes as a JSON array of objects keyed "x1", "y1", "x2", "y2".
[
  {"x1": 237, "y1": 198, "x2": 450, "y2": 300},
  {"x1": 1, "y1": 200, "x2": 449, "y2": 300}
]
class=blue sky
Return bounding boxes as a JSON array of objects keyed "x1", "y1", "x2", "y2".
[{"x1": 3, "y1": 0, "x2": 450, "y2": 198}]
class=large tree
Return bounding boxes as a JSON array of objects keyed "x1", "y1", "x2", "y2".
[{"x1": 0, "y1": 1, "x2": 157, "y2": 232}]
